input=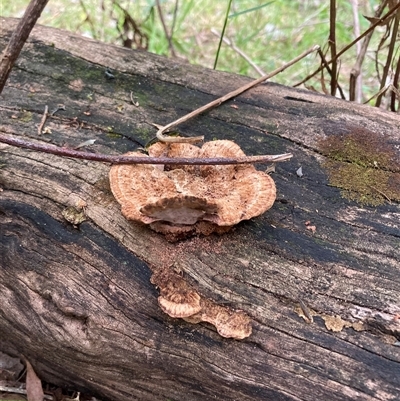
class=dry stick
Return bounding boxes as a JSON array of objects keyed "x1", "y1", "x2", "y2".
[
  {"x1": 329, "y1": 0, "x2": 337, "y2": 97},
  {"x1": 156, "y1": 44, "x2": 320, "y2": 143},
  {"x1": 78, "y1": 0, "x2": 98, "y2": 40},
  {"x1": 0, "y1": 0, "x2": 50, "y2": 94},
  {"x1": 156, "y1": 0, "x2": 177, "y2": 58},
  {"x1": 349, "y1": 0, "x2": 363, "y2": 102},
  {"x1": 0, "y1": 132, "x2": 292, "y2": 165},
  {"x1": 376, "y1": 15, "x2": 399, "y2": 108},
  {"x1": 390, "y1": 53, "x2": 400, "y2": 111},
  {"x1": 294, "y1": 1, "x2": 400, "y2": 88},
  {"x1": 37, "y1": 105, "x2": 48, "y2": 134},
  {"x1": 210, "y1": 29, "x2": 266, "y2": 76},
  {"x1": 317, "y1": 48, "x2": 346, "y2": 99}
]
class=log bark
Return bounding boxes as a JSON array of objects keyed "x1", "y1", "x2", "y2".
[{"x1": 1, "y1": 17, "x2": 400, "y2": 401}]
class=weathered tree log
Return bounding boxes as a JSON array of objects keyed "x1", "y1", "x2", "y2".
[{"x1": 1, "y1": 17, "x2": 400, "y2": 401}]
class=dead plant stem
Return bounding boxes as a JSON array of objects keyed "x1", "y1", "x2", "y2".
[
  {"x1": 37, "y1": 105, "x2": 48, "y2": 134},
  {"x1": 0, "y1": 0, "x2": 50, "y2": 94},
  {"x1": 329, "y1": 0, "x2": 337, "y2": 96},
  {"x1": 295, "y1": 1, "x2": 400, "y2": 88},
  {"x1": 156, "y1": 44, "x2": 320, "y2": 143},
  {"x1": 375, "y1": 15, "x2": 399, "y2": 107},
  {"x1": 0, "y1": 132, "x2": 293, "y2": 165}
]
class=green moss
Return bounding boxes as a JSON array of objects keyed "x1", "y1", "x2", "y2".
[
  {"x1": 20, "y1": 111, "x2": 33, "y2": 123},
  {"x1": 106, "y1": 133, "x2": 122, "y2": 139},
  {"x1": 319, "y1": 127, "x2": 400, "y2": 206}
]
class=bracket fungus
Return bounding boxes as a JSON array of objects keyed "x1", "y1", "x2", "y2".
[
  {"x1": 109, "y1": 140, "x2": 277, "y2": 241},
  {"x1": 151, "y1": 270, "x2": 252, "y2": 340}
]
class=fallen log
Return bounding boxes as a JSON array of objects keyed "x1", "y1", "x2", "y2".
[{"x1": 1, "y1": 17, "x2": 400, "y2": 401}]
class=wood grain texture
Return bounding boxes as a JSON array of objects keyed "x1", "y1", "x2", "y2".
[{"x1": 1, "y1": 17, "x2": 400, "y2": 401}]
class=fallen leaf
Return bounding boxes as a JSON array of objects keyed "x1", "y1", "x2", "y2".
[{"x1": 25, "y1": 360, "x2": 44, "y2": 401}]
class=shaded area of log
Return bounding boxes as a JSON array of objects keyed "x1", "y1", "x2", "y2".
[{"x1": 1, "y1": 18, "x2": 400, "y2": 401}]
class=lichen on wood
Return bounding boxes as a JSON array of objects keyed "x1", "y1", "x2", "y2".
[{"x1": 319, "y1": 126, "x2": 400, "y2": 205}]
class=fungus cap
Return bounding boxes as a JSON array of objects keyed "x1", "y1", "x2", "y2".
[{"x1": 109, "y1": 140, "x2": 276, "y2": 239}]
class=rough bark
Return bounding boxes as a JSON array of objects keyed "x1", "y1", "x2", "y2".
[{"x1": 1, "y1": 17, "x2": 400, "y2": 401}]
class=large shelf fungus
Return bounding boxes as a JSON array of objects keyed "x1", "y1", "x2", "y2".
[{"x1": 109, "y1": 140, "x2": 277, "y2": 241}]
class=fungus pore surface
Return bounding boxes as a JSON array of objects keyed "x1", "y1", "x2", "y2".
[{"x1": 109, "y1": 140, "x2": 276, "y2": 240}]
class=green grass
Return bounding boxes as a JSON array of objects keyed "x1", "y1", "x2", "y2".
[{"x1": 0, "y1": 0, "x2": 387, "y2": 102}]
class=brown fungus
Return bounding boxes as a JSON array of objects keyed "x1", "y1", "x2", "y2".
[
  {"x1": 151, "y1": 270, "x2": 252, "y2": 340},
  {"x1": 109, "y1": 140, "x2": 276, "y2": 240}
]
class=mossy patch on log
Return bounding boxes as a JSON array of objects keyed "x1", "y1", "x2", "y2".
[{"x1": 319, "y1": 127, "x2": 400, "y2": 206}]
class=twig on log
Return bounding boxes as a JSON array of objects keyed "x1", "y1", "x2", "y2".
[
  {"x1": 0, "y1": 0, "x2": 50, "y2": 94},
  {"x1": 37, "y1": 105, "x2": 48, "y2": 135},
  {"x1": 156, "y1": 44, "x2": 320, "y2": 144},
  {"x1": 0, "y1": 132, "x2": 293, "y2": 165}
]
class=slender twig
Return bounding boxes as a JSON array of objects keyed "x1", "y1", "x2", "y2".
[
  {"x1": 78, "y1": 0, "x2": 98, "y2": 39},
  {"x1": 0, "y1": 386, "x2": 53, "y2": 400},
  {"x1": 376, "y1": 15, "x2": 399, "y2": 107},
  {"x1": 37, "y1": 105, "x2": 48, "y2": 135},
  {"x1": 213, "y1": 0, "x2": 233, "y2": 70},
  {"x1": 349, "y1": 0, "x2": 362, "y2": 102},
  {"x1": 317, "y1": 48, "x2": 345, "y2": 99},
  {"x1": 390, "y1": 53, "x2": 400, "y2": 111},
  {"x1": 0, "y1": 0, "x2": 50, "y2": 94},
  {"x1": 130, "y1": 91, "x2": 139, "y2": 106},
  {"x1": 170, "y1": 0, "x2": 179, "y2": 40},
  {"x1": 156, "y1": 0, "x2": 177, "y2": 57},
  {"x1": 363, "y1": 82, "x2": 390, "y2": 104},
  {"x1": 294, "y1": 1, "x2": 400, "y2": 88},
  {"x1": 368, "y1": 185, "x2": 392, "y2": 203},
  {"x1": 210, "y1": 28, "x2": 265, "y2": 76},
  {"x1": 329, "y1": 0, "x2": 337, "y2": 96},
  {"x1": 0, "y1": 132, "x2": 293, "y2": 165},
  {"x1": 156, "y1": 45, "x2": 320, "y2": 143}
]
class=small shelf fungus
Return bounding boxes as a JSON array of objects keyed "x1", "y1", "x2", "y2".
[
  {"x1": 109, "y1": 140, "x2": 277, "y2": 241},
  {"x1": 151, "y1": 270, "x2": 252, "y2": 340}
]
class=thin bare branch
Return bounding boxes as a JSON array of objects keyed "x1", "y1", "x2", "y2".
[
  {"x1": 156, "y1": 45, "x2": 320, "y2": 143},
  {"x1": 77, "y1": 0, "x2": 99, "y2": 39},
  {"x1": 156, "y1": 0, "x2": 177, "y2": 57},
  {"x1": 295, "y1": 1, "x2": 400, "y2": 88},
  {"x1": 376, "y1": 15, "x2": 399, "y2": 107},
  {"x1": 317, "y1": 48, "x2": 346, "y2": 99},
  {"x1": 329, "y1": 0, "x2": 338, "y2": 96},
  {"x1": 0, "y1": 0, "x2": 50, "y2": 94},
  {"x1": 349, "y1": 0, "x2": 363, "y2": 102},
  {"x1": 0, "y1": 132, "x2": 293, "y2": 165},
  {"x1": 390, "y1": 53, "x2": 400, "y2": 111},
  {"x1": 210, "y1": 29, "x2": 265, "y2": 76}
]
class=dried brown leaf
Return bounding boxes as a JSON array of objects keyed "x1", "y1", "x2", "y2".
[{"x1": 25, "y1": 360, "x2": 44, "y2": 401}]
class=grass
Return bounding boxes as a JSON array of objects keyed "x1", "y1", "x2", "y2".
[{"x1": 0, "y1": 0, "x2": 394, "y2": 105}]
